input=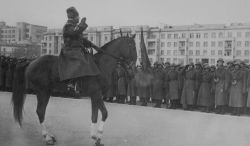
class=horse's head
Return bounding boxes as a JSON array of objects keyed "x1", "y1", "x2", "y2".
[{"x1": 116, "y1": 35, "x2": 137, "y2": 74}]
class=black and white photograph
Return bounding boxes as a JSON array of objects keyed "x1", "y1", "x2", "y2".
[{"x1": 1, "y1": 0, "x2": 250, "y2": 145}]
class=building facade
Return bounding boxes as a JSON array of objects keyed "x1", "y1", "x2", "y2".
[
  {"x1": 0, "y1": 21, "x2": 47, "y2": 44},
  {"x1": 40, "y1": 23, "x2": 250, "y2": 65}
]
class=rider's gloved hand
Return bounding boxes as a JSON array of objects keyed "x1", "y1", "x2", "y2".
[{"x1": 79, "y1": 17, "x2": 88, "y2": 30}]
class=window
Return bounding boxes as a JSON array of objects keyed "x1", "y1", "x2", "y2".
[
  {"x1": 237, "y1": 32, "x2": 241, "y2": 37},
  {"x1": 224, "y1": 50, "x2": 231, "y2": 56},
  {"x1": 190, "y1": 33, "x2": 194, "y2": 38},
  {"x1": 167, "y1": 34, "x2": 171, "y2": 39},
  {"x1": 173, "y1": 50, "x2": 177, "y2": 55},
  {"x1": 237, "y1": 41, "x2": 241, "y2": 47},
  {"x1": 166, "y1": 58, "x2": 171, "y2": 62},
  {"x1": 181, "y1": 33, "x2": 186, "y2": 38},
  {"x1": 174, "y1": 34, "x2": 178, "y2": 39},
  {"x1": 195, "y1": 58, "x2": 200, "y2": 63},
  {"x1": 211, "y1": 41, "x2": 216, "y2": 47},
  {"x1": 196, "y1": 33, "x2": 201, "y2": 38},
  {"x1": 211, "y1": 32, "x2": 216, "y2": 38},
  {"x1": 211, "y1": 50, "x2": 215, "y2": 55},
  {"x1": 167, "y1": 50, "x2": 171, "y2": 55},
  {"x1": 160, "y1": 50, "x2": 164, "y2": 55},
  {"x1": 12, "y1": 30, "x2": 15, "y2": 33},
  {"x1": 160, "y1": 58, "x2": 165, "y2": 62},
  {"x1": 196, "y1": 41, "x2": 200, "y2": 47},
  {"x1": 244, "y1": 50, "x2": 249, "y2": 56},
  {"x1": 49, "y1": 43, "x2": 51, "y2": 48},
  {"x1": 219, "y1": 32, "x2": 224, "y2": 38},
  {"x1": 218, "y1": 50, "x2": 223, "y2": 55},
  {"x1": 196, "y1": 50, "x2": 200, "y2": 55},
  {"x1": 90, "y1": 36, "x2": 93, "y2": 41},
  {"x1": 245, "y1": 32, "x2": 250, "y2": 38},
  {"x1": 174, "y1": 42, "x2": 177, "y2": 47},
  {"x1": 188, "y1": 58, "x2": 193, "y2": 63},
  {"x1": 104, "y1": 35, "x2": 108, "y2": 41},
  {"x1": 245, "y1": 41, "x2": 250, "y2": 47},
  {"x1": 160, "y1": 34, "x2": 165, "y2": 39},
  {"x1": 203, "y1": 50, "x2": 207, "y2": 55},
  {"x1": 189, "y1": 50, "x2": 193, "y2": 55},
  {"x1": 203, "y1": 41, "x2": 208, "y2": 47},
  {"x1": 179, "y1": 41, "x2": 185, "y2": 48},
  {"x1": 167, "y1": 42, "x2": 171, "y2": 47},
  {"x1": 173, "y1": 58, "x2": 177, "y2": 63},
  {"x1": 225, "y1": 41, "x2": 232, "y2": 48},
  {"x1": 227, "y1": 32, "x2": 232, "y2": 38},
  {"x1": 189, "y1": 42, "x2": 193, "y2": 47},
  {"x1": 148, "y1": 49, "x2": 155, "y2": 55},
  {"x1": 148, "y1": 42, "x2": 156, "y2": 48},
  {"x1": 161, "y1": 42, "x2": 165, "y2": 48},
  {"x1": 218, "y1": 41, "x2": 223, "y2": 47},
  {"x1": 180, "y1": 50, "x2": 185, "y2": 55},
  {"x1": 236, "y1": 50, "x2": 241, "y2": 56},
  {"x1": 49, "y1": 36, "x2": 52, "y2": 41},
  {"x1": 211, "y1": 59, "x2": 215, "y2": 64},
  {"x1": 204, "y1": 33, "x2": 208, "y2": 38}
]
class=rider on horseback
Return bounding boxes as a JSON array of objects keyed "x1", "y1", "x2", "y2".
[{"x1": 59, "y1": 7, "x2": 101, "y2": 86}]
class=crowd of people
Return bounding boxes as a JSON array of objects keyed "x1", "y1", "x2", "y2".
[
  {"x1": 0, "y1": 56, "x2": 31, "y2": 92},
  {"x1": 103, "y1": 58, "x2": 250, "y2": 116}
]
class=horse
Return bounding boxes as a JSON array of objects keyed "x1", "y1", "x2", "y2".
[{"x1": 11, "y1": 35, "x2": 137, "y2": 146}]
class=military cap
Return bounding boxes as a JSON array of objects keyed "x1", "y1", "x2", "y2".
[
  {"x1": 66, "y1": 7, "x2": 79, "y2": 18},
  {"x1": 234, "y1": 60, "x2": 241, "y2": 67},
  {"x1": 195, "y1": 62, "x2": 202, "y2": 66},
  {"x1": 217, "y1": 58, "x2": 224, "y2": 63}
]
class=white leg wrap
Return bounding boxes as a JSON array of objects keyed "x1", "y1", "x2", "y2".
[
  {"x1": 90, "y1": 123, "x2": 97, "y2": 137},
  {"x1": 97, "y1": 121, "x2": 105, "y2": 139},
  {"x1": 41, "y1": 122, "x2": 48, "y2": 136}
]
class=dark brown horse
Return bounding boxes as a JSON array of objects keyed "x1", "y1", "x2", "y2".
[{"x1": 11, "y1": 35, "x2": 137, "y2": 146}]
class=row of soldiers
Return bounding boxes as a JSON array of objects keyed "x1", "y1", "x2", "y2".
[
  {"x1": 104, "y1": 58, "x2": 250, "y2": 116},
  {"x1": 0, "y1": 56, "x2": 31, "y2": 91}
]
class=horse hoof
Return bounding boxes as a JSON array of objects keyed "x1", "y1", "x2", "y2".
[
  {"x1": 95, "y1": 139, "x2": 104, "y2": 146},
  {"x1": 44, "y1": 134, "x2": 56, "y2": 145},
  {"x1": 91, "y1": 135, "x2": 97, "y2": 140},
  {"x1": 46, "y1": 139, "x2": 55, "y2": 145}
]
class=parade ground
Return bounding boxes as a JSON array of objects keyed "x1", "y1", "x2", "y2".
[{"x1": 1, "y1": 92, "x2": 250, "y2": 146}]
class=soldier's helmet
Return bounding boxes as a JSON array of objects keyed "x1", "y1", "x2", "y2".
[
  {"x1": 217, "y1": 58, "x2": 224, "y2": 63},
  {"x1": 234, "y1": 60, "x2": 241, "y2": 68},
  {"x1": 66, "y1": 7, "x2": 79, "y2": 19}
]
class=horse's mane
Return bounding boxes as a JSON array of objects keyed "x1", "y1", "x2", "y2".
[{"x1": 94, "y1": 36, "x2": 129, "y2": 61}]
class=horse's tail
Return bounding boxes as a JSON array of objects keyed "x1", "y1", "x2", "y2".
[{"x1": 12, "y1": 62, "x2": 29, "y2": 126}]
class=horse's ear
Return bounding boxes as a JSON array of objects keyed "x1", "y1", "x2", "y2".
[{"x1": 131, "y1": 34, "x2": 136, "y2": 39}]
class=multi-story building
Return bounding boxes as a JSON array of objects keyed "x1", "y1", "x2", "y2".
[
  {"x1": 151, "y1": 23, "x2": 250, "y2": 65},
  {"x1": 40, "y1": 23, "x2": 250, "y2": 65},
  {"x1": 41, "y1": 29, "x2": 63, "y2": 55},
  {"x1": 0, "y1": 21, "x2": 47, "y2": 44}
]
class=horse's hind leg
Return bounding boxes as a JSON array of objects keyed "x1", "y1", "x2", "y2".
[{"x1": 36, "y1": 90, "x2": 56, "y2": 145}]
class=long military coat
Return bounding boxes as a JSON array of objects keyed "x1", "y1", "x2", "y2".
[
  {"x1": 59, "y1": 20, "x2": 100, "y2": 81},
  {"x1": 214, "y1": 67, "x2": 228, "y2": 106},
  {"x1": 181, "y1": 69, "x2": 196, "y2": 105},
  {"x1": 229, "y1": 69, "x2": 244, "y2": 107},
  {"x1": 151, "y1": 69, "x2": 165, "y2": 100},
  {"x1": 197, "y1": 70, "x2": 213, "y2": 107},
  {"x1": 115, "y1": 65, "x2": 127, "y2": 96},
  {"x1": 135, "y1": 70, "x2": 152, "y2": 98},
  {"x1": 167, "y1": 69, "x2": 179, "y2": 100}
]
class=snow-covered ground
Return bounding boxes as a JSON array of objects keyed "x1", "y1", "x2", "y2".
[{"x1": 1, "y1": 92, "x2": 250, "y2": 146}]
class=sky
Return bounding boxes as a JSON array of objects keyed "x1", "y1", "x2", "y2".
[{"x1": 0, "y1": 0, "x2": 250, "y2": 29}]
